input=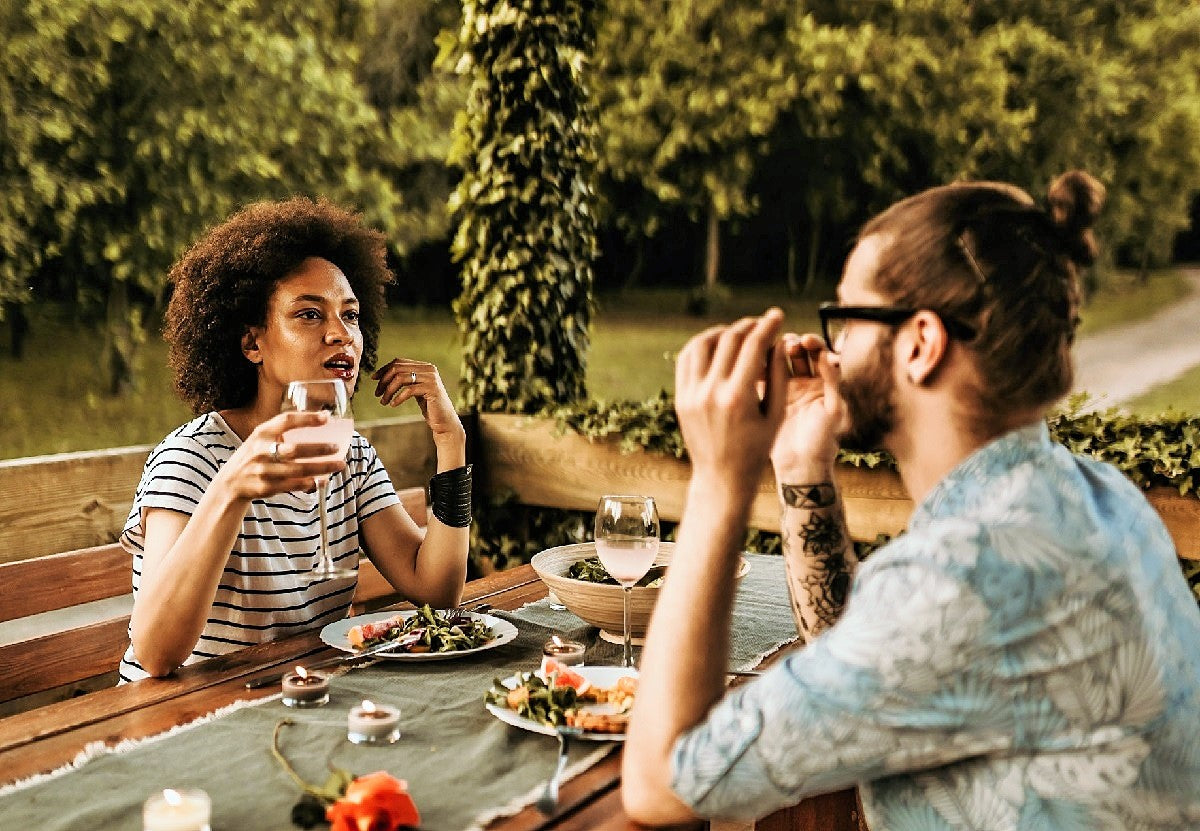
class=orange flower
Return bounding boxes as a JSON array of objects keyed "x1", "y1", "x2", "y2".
[{"x1": 326, "y1": 771, "x2": 420, "y2": 831}]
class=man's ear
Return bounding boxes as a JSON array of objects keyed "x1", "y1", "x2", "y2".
[
  {"x1": 241, "y1": 327, "x2": 263, "y2": 366},
  {"x1": 903, "y1": 311, "x2": 949, "y2": 385}
]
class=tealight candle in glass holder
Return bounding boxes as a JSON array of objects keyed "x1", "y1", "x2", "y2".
[
  {"x1": 281, "y1": 666, "x2": 330, "y2": 708},
  {"x1": 348, "y1": 699, "x2": 400, "y2": 745},
  {"x1": 143, "y1": 787, "x2": 211, "y2": 831},
  {"x1": 542, "y1": 635, "x2": 586, "y2": 666}
]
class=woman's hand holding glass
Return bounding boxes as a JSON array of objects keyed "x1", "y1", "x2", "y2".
[{"x1": 219, "y1": 411, "x2": 347, "y2": 501}]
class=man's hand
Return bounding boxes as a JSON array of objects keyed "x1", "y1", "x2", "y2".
[
  {"x1": 673, "y1": 308, "x2": 790, "y2": 488},
  {"x1": 769, "y1": 333, "x2": 847, "y2": 474}
]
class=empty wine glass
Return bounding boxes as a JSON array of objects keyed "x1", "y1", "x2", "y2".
[
  {"x1": 281, "y1": 379, "x2": 355, "y2": 582},
  {"x1": 594, "y1": 495, "x2": 660, "y2": 668}
]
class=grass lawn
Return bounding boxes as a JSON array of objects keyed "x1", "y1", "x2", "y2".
[
  {"x1": 1080, "y1": 267, "x2": 1200, "y2": 417},
  {"x1": 1076, "y1": 267, "x2": 1191, "y2": 338},
  {"x1": 1, "y1": 271, "x2": 1193, "y2": 460}
]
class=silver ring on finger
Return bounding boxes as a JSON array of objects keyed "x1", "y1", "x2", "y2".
[
  {"x1": 410, "y1": 370, "x2": 418, "y2": 385},
  {"x1": 270, "y1": 441, "x2": 282, "y2": 464}
]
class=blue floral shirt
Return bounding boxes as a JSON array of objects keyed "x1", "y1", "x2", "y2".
[{"x1": 672, "y1": 423, "x2": 1200, "y2": 829}]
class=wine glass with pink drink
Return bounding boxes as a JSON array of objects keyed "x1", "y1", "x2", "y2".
[
  {"x1": 281, "y1": 379, "x2": 356, "y2": 582},
  {"x1": 594, "y1": 495, "x2": 660, "y2": 668}
]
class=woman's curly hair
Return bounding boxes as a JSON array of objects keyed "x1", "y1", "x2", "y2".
[{"x1": 164, "y1": 197, "x2": 394, "y2": 413}]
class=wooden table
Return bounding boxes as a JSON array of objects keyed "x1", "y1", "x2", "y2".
[{"x1": 0, "y1": 566, "x2": 864, "y2": 831}]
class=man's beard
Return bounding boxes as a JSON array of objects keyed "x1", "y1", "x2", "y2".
[{"x1": 838, "y1": 332, "x2": 897, "y2": 451}]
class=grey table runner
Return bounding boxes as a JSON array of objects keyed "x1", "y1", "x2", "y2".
[{"x1": 0, "y1": 553, "x2": 794, "y2": 830}]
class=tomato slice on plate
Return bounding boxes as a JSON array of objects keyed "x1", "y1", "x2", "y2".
[{"x1": 539, "y1": 656, "x2": 591, "y2": 694}]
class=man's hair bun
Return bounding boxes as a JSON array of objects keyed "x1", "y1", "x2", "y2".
[{"x1": 1046, "y1": 170, "x2": 1106, "y2": 266}]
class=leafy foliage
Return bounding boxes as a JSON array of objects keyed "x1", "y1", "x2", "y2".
[
  {"x1": 1047, "y1": 397, "x2": 1200, "y2": 497},
  {"x1": 548, "y1": 392, "x2": 1200, "y2": 499},
  {"x1": 448, "y1": 0, "x2": 599, "y2": 414},
  {"x1": 359, "y1": 0, "x2": 468, "y2": 256},
  {"x1": 492, "y1": 394, "x2": 1200, "y2": 604},
  {"x1": 0, "y1": 0, "x2": 416, "y2": 390},
  {"x1": 590, "y1": 0, "x2": 1200, "y2": 289},
  {"x1": 447, "y1": 0, "x2": 602, "y2": 573},
  {"x1": 593, "y1": 0, "x2": 797, "y2": 233},
  {"x1": 550, "y1": 391, "x2": 685, "y2": 457},
  {"x1": 468, "y1": 492, "x2": 588, "y2": 575}
]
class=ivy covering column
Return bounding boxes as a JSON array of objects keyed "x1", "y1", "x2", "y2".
[{"x1": 450, "y1": 0, "x2": 599, "y2": 414}]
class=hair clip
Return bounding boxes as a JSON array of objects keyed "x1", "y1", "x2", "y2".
[{"x1": 956, "y1": 233, "x2": 988, "y2": 286}]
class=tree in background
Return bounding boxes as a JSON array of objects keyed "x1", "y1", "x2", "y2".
[
  {"x1": 0, "y1": 0, "x2": 405, "y2": 394},
  {"x1": 447, "y1": 0, "x2": 600, "y2": 574},
  {"x1": 763, "y1": 1, "x2": 1037, "y2": 292},
  {"x1": 592, "y1": 0, "x2": 1199, "y2": 293},
  {"x1": 358, "y1": 0, "x2": 467, "y2": 261},
  {"x1": 2, "y1": 0, "x2": 1196, "y2": 365},
  {"x1": 593, "y1": 0, "x2": 797, "y2": 296},
  {"x1": 772, "y1": 0, "x2": 1200, "y2": 284},
  {"x1": 958, "y1": 0, "x2": 1200, "y2": 277},
  {"x1": 449, "y1": 0, "x2": 599, "y2": 414}
]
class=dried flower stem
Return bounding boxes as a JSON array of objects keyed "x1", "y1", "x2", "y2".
[{"x1": 271, "y1": 719, "x2": 328, "y2": 802}]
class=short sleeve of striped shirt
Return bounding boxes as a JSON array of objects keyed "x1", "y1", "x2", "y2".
[
  {"x1": 349, "y1": 434, "x2": 401, "y2": 520},
  {"x1": 121, "y1": 416, "x2": 227, "y2": 556}
]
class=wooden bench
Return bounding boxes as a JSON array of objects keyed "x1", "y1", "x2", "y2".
[
  {"x1": 0, "y1": 488, "x2": 429, "y2": 711},
  {"x1": 0, "y1": 417, "x2": 438, "y2": 714}
]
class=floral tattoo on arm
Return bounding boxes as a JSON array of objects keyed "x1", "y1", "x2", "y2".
[{"x1": 779, "y1": 481, "x2": 858, "y2": 640}]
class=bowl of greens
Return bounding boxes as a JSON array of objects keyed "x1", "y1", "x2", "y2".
[{"x1": 530, "y1": 542, "x2": 748, "y2": 644}]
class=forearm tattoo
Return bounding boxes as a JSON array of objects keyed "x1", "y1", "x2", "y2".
[
  {"x1": 779, "y1": 482, "x2": 857, "y2": 641},
  {"x1": 780, "y1": 483, "x2": 837, "y2": 509}
]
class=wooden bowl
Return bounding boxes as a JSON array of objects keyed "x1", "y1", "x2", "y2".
[{"x1": 531, "y1": 542, "x2": 749, "y2": 644}]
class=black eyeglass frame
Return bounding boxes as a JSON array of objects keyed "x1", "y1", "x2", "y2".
[{"x1": 818, "y1": 302, "x2": 976, "y2": 353}]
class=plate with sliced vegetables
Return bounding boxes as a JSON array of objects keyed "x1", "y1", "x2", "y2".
[
  {"x1": 321, "y1": 605, "x2": 517, "y2": 661},
  {"x1": 484, "y1": 661, "x2": 638, "y2": 741}
]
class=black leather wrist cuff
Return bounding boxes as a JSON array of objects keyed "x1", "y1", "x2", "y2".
[{"x1": 429, "y1": 464, "x2": 473, "y2": 527}]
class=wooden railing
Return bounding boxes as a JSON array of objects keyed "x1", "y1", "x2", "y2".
[{"x1": 476, "y1": 413, "x2": 915, "y2": 541}]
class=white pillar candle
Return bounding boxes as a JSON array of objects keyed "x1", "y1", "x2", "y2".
[
  {"x1": 143, "y1": 788, "x2": 211, "y2": 831},
  {"x1": 347, "y1": 699, "x2": 401, "y2": 745},
  {"x1": 281, "y1": 666, "x2": 330, "y2": 708},
  {"x1": 542, "y1": 636, "x2": 586, "y2": 666}
]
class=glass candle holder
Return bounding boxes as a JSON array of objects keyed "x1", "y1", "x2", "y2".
[
  {"x1": 143, "y1": 788, "x2": 211, "y2": 831},
  {"x1": 542, "y1": 636, "x2": 586, "y2": 666},
  {"x1": 348, "y1": 700, "x2": 401, "y2": 745},
  {"x1": 281, "y1": 668, "x2": 330, "y2": 708}
]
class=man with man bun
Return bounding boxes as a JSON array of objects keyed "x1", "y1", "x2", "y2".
[{"x1": 623, "y1": 172, "x2": 1200, "y2": 828}]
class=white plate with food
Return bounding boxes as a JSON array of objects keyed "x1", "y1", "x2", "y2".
[
  {"x1": 484, "y1": 662, "x2": 638, "y2": 741},
  {"x1": 321, "y1": 606, "x2": 518, "y2": 661}
]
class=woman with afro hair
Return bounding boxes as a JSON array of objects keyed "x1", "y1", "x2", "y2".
[{"x1": 119, "y1": 197, "x2": 469, "y2": 680}]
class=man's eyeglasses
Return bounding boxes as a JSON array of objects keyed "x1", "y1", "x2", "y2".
[{"x1": 818, "y1": 302, "x2": 976, "y2": 353}]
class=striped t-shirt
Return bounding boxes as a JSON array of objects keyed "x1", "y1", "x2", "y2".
[{"x1": 118, "y1": 412, "x2": 401, "y2": 682}]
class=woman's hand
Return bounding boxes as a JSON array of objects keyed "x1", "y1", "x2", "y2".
[
  {"x1": 217, "y1": 411, "x2": 347, "y2": 501},
  {"x1": 371, "y1": 359, "x2": 466, "y2": 451}
]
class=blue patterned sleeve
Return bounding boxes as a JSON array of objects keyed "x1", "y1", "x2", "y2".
[{"x1": 670, "y1": 531, "x2": 1019, "y2": 819}]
